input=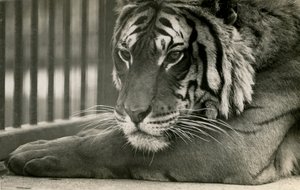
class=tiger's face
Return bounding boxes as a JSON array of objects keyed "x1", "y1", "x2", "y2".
[{"x1": 112, "y1": 1, "x2": 254, "y2": 152}]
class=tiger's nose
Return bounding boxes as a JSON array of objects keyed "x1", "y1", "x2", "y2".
[{"x1": 125, "y1": 106, "x2": 152, "y2": 124}]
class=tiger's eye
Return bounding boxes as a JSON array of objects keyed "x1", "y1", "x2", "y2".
[
  {"x1": 119, "y1": 49, "x2": 131, "y2": 62},
  {"x1": 165, "y1": 51, "x2": 183, "y2": 64}
]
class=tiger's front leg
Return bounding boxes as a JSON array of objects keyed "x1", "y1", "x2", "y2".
[
  {"x1": 6, "y1": 130, "x2": 233, "y2": 182},
  {"x1": 5, "y1": 132, "x2": 130, "y2": 178}
]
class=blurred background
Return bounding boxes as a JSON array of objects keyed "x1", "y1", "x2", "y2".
[{"x1": 0, "y1": 0, "x2": 118, "y2": 128}]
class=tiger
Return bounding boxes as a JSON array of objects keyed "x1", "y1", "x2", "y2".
[{"x1": 5, "y1": 0, "x2": 300, "y2": 185}]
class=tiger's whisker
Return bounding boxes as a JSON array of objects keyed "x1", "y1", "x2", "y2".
[
  {"x1": 181, "y1": 114, "x2": 235, "y2": 134},
  {"x1": 81, "y1": 105, "x2": 115, "y2": 111},
  {"x1": 79, "y1": 116, "x2": 117, "y2": 131},
  {"x1": 175, "y1": 127, "x2": 193, "y2": 142},
  {"x1": 177, "y1": 124, "x2": 220, "y2": 144},
  {"x1": 79, "y1": 117, "x2": 116, "y2": 127},
  {"x1": 177, "y1": 124, "x2": 214, "y2": 136},
  {"x1": 72, "y1": 110, "x2": 115, "y2": 117},
  {"x1": 168, "y1": 128, "x2": 188, "y2": 144},
  {"x1": 177, "y1": 120, "x2": 222, "y2": 134},
  {"x1": 92, "y1": 105, "x2": 115, "y2": 109},
  {"x1": 178, "y1": 119, "x2": 227, "y2": 134},
  {"x1": 178, "y1": 117, "x2": 236, "y2": 141},
  {"x1": 180, "y1": 114, "x2": 234, "y2": 132},
  {"x1": 178, "y1": 108, "x2": 215, "y2": 112},
  {"x1": 176, "y1": 125, "x2": 210, "y2": 142},
  {"x1": 72, "y1": 106, "x2": 114, "y2": 116}
]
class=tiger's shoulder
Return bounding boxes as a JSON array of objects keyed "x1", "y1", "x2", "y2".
[{"x1": 234, "y1": 0, "x2": 300, "y2": 70}]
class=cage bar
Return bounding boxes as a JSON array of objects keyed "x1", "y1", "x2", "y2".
[
  {"x1": 63, "y1": 0, "x2": 71, "y2": 119},
  {"x1": 80, "y1": 0, "x2": 88, "y2": 116},
  {"x1": 47, "y1": 0, "x2": 55, "y2": 122},
  {"x1": 0, "y1": 2, "x2": 5, "y2": 130},
  {"x1": 97, "y1": 0, "x2": 107, "y2": 110},
  {"x1": 29, "y1": 0, "x2": 38, "y2": 125},
  {"x1": 13, "y1": 0, "x2": 23, "y2": 128}
]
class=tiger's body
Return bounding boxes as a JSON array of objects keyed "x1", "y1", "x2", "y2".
[{"x1": 6, "y1": 0, "x2": 300, "y2": 185}]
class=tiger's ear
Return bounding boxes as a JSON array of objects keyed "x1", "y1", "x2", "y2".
[
  {"x1": 202, "y1": 0, "x2": 238, "y2": 25},
  {"x1": 216, "y1": 0, "x2": 238, "y2": 25}
]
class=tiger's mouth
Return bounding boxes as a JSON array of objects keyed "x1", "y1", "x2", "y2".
[
  {"x1": 116, "y1": 111, "x2": 179, "y2": 152},
  {"x1": 126, "y1": 130, "x2": 171, "y2": 152}
]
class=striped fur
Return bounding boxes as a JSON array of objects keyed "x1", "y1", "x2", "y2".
[{"x1": 113, "y1": 0, "x2": 255, "y2": 151}]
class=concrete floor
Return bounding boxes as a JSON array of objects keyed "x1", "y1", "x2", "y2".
[
  {"x1": 1, "y1": 162, "x2": 300, "y2": 190},
  {"x1": 1, "y1": 175, "x2": 300, "y2": 190}
]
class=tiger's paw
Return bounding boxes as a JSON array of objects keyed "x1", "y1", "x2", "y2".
[
  {"x1": 204, "y1": 101, "x2": 219, "y2": 120},
  {"x1": 5, "y1": 137, "x2": 84, "y2": 177}
]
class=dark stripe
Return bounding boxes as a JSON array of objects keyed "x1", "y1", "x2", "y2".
[
  {"x1": 80, "y1": 0, "x2": 88, "y2": 116},
  {"x1": 161, "y1": 7, "x2": 177, "y2": 15},
  {"x1": 179, "y1": 31, "x2": 184, "y2": 38},
  {"x1": 47, "y1": 0, "x2": 55, "y2": 122},
  {"x1": 156, "y1": 27, "x2": 171, "y2": 37},
  {"x1": 30, "y1": 0, "x2": 38, "y2": 125},
  {"x1": 129, "y1": 27, "x2": 143, "y2": 36},
  {"x1": 166, "y1": 36, "x2": 174, "y2": 50},
  {"x1": 167, "y1": 52, "x2": 192, "y2": 81},
  {"x1": 244, "y1": 105, "x2": 264, "y2": 111},
  {"x1": 197, "y1": 43, "x2": 217, "y2": 96},
  {"x1": 159, "y1": 17, "x2": 174, "y2": 29},
  {"x1": 0, "y1": 1, "x2": 5, "y2": 130},
  {"x1": 118, "y1": 7, "x2": 136, "y2": 26},
  {"x1": 13, "y1": 0, "x2": 23, "y2": 128},
  {"x1": 133, "y1": 16, "x2": 148, "y2": 25},
  {"x1": 164, "y1": 71, "x2": 182, "y2": 89},
  {"x1": 161, "y1": 39, "x2": 166, "y2": 50},
  {"x1": 178, "y1": 16, "x2": 213, "y2": 94},
  {"x1": 174, "y1": 93, "x2": 185, "y2": 101},
  {"x1": 135, "y1": 4, "x2": 151, "y2": 14},
  {"x1": 63, "y1": 0, "x2": 71, "y2": 119},
  {"x1": 256, "y1": 108, "x2": 300, "y2": 126},
  {"x1": 169, "y1": 42, "x2": 184, "y2": 49},
  {"x1": 182, "y1": 8, "x2": 225, "y2": 93},
  {"x1": 185, "y1": 80, "x2": 198, "y2": 101},
  {"x1": 114, "y1": 7, "x2": 136, "y2": 41},
  {"x1": 185, "y1": 17, "x2": 197, "y2": 46},
  {"x1": 183, "y1": 13, "x2": 220, "y2": 98}
]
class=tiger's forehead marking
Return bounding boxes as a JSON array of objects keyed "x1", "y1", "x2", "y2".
[
  {"x1": 119, "y1": 9, "x2": 154, "y2": 49},
  {"x1": 118, "y1": 7, "x2": 192, "y2": 62}
]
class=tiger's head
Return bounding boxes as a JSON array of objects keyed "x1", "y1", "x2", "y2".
[{"x1": 112, "y1": 0, "x2": 255, "y2": 152}]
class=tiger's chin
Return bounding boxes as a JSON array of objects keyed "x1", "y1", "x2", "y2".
[{"x1": 126, "y1": 132, "x2": 170, "y2": 152}]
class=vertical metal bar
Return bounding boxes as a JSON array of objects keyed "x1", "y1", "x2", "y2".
[
  {"x1": 63, "y1": 0, "x2": 71, "y2": 119},
  {"x1": 29, "y1": 0, "x2": 38, "y2": 125},
  {"x1": 47, "y1": 0, "x2": 55, "y2": 122},
  {"x1": 97, "y1": 0, "x2": 107, "y2": 110},
  {"x1": 0, "y1": 2, "x2": 5, "y2": 130},
  {"x1": 13, "y1": 0, "x2": 23, "y2": 128},
  {"x1": 80, "y1": 0, "x2": 88, "y2": 116},
  {"x1": 104, "y1": 1, "x2": 117, "y2": 105}
]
